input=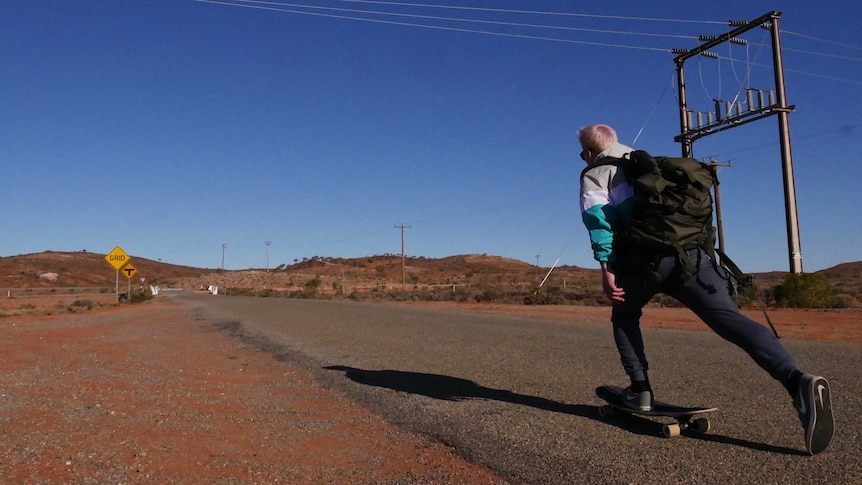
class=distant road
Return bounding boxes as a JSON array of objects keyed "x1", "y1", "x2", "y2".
[{"x1": 173, "y1": 293, "x2": 861, "y2": 485}]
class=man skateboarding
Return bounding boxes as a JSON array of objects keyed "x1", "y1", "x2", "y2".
[{"x1": 577, "y1": 123, "x2": 833, "y2": 455}]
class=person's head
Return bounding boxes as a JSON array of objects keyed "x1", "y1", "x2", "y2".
[{"x1": 577, "y1": 124, "x2": 618, "y2": 164}]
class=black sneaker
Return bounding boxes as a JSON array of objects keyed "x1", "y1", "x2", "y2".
[
  {"x1": 623, "y1": 386, "x2": 653, "y2": 412},
  {"x1": 793, "y1": 374, "x2": 834, "y2": 455}
]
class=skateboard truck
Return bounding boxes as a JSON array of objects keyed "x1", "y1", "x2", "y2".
[
  {"x1": 596, "y1": 385, "x2": 718, "y2": 438},
  {"x1": 597, "y1": 405, "x2": 711, "y2": 437}
]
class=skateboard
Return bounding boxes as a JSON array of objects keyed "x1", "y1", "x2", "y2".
[{"x1": 595, "y1": 385, "x2": 718, "y2": 438}]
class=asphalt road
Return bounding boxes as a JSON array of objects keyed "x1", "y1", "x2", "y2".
[{"x1": 172, "y1": 293, "x2": 861, "y2": 485}]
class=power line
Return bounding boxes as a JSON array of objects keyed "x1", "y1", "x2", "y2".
[
  {"x1": 784, "y1": 30, "x2": 862, "y2": 52},
  {"x1": 747, "y1": 41, "x2": 862, "y2": 63},
  {"x1": 192, "y1": 0, "x2": 692, "y2": 52},
  {"x1": 678, "y1": 47, "x2": 862, "y2": 88},
  {"x1": 192, "y1": 1, "x2": 862, "y2": 165},
  {"x1": 631, "y1": 69, "x2": 675, "y2": 147},
  {"x1": 211, "y1": 0, "x2": 699, "y2": 40},
  {"x1": 196, "y1": 2, "x2": 862, "y2": 86},
  {"x1": 198, "y1": 2, "x2": 862, "y2": 66},
  {"x1": 732, "y1": 60, "x2": 862, "y2": 86},
  {"x1": 224, "y1": 0, "x2": 729, "y2": 25},
  {"x1": 196, "y1": 2, "x2": 862, "y2": 58},
  {"x1": 783, "y1": 47, "x2": 862, "y2": 63}
]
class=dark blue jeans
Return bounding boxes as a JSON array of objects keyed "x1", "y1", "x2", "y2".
[{"x1": 611, "y1": 248, "x2": 800, "y2": 387}]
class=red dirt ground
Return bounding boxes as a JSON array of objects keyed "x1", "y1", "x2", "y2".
[
  {"x1": 0, "y1": 300, "x2": 503, "y2": 484},
  {"x1": 0, "y1": 295, "x2": 857, "y2": 483}
]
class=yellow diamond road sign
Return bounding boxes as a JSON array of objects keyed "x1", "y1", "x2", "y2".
[
  {"x1": 105, "y1": 246, "x2": 131, "y2": 270},
  {"x1": 121, "y1": 263, "x2": 137, "y2": 280}
]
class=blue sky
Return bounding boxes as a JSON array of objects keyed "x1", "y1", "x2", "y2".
[{"x1": 1, "y1": 1, "x2": 860, "y2": 273}]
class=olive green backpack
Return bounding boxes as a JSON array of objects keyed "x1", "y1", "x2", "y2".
[{"x1": 584, "y1": 149, "x2": 750, "y2": 285}]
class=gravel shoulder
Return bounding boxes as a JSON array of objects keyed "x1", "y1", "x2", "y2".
[{"x1": 0, "y1": 300, "x2": 503, "y2": 484}]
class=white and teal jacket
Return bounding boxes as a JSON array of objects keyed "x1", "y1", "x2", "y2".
[{"x1": 579, "y1": 142, "x2": 635, "y2": 264}]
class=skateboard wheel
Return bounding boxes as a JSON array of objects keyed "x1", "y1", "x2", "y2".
[
  {"x1": 598, "y1": 405, "x2": 616, "y2": 418},
  {"x1": 692, "y1": 418, "x2": 711, "y2": 434},
  {"x1": 662, "y1": 423, "x2": 681, "y2": 438}
]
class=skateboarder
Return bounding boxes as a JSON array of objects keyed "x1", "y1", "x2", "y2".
[{"x1": 577, "y1": 123, "x2": 834, "y2": 455}]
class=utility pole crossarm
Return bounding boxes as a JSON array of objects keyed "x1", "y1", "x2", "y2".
[{"x1": 672, "y1": 11, "x2": 780, "y2": 65}]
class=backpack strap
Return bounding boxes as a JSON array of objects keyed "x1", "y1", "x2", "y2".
[
  {"x1": 713, "y1": 248, "x2": 753, "y2": 287},
  {"x1": 713, "y1": 248, "x2": 780, "y2": 338},
  {"x1": 578, "y1": 156, "x2": 625, "y2": 181},
  {"x1": 677, "y1": 245, "x2": 698, "y2": 282}
]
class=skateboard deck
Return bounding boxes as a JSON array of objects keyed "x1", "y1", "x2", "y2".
[{"x1": 596, "y1": 385, "x2": 718, "y2": 437}]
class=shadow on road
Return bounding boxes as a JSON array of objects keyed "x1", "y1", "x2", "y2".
[
  {"x1": 689, "y1": 431, "x2": 805, "y2": 456},
  {"x1": 324, "y1": 365, "x2": 804, "y2": 456},
  {"x1": 324, "y1": 365, "x2": 592, "y2": 416},
  {"x1": 592, "y1": 411, "x2": 805, "y2": 455}
]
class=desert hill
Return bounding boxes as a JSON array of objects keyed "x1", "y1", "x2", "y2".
[
  {"x1": 189, "y1": 254, "x2": 604, "y2": 301},
  {"x1": 0, "y1": 251, "x2": 859, "y2": 305},
  {"x1": 0, "y1": 251, "x2": 217, "y2": 289}
]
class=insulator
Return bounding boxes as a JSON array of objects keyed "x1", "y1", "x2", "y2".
[
  {"x1": 729, "y1": 37, "x2": 747, "y2": 45},
  {"x1": 698, "y1": 35, "x2": 719, "y2": 41},
  {"x1": 671, "y1": 48, "x2": 689, "y2": 54},
  {"x1": 728, "y1": 20, "x2": 748, "y2": 26},
  {"x1": 700, "y1": 51, "x2": 718, "y2": 59}
]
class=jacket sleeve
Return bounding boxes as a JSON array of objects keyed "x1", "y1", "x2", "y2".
[{"x1": 580, "y1": 167, "x2": 618, "y2": 263}]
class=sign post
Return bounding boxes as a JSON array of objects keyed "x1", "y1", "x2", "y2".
[
  {"x1": 105, "y1": 246, "x2": 131, "y2": 304},
  {"x1": 122, "y1": 263, "x2": 137, "y2": 301}
]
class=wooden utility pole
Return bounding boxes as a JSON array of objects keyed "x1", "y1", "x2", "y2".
[{"x1": 395, "y1": 225, "x2": 411, "y2": 292}]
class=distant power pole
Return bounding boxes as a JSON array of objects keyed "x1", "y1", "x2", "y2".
[
  {"x1": 395, "y1": 225, "x2": 411, "y2": 292},
  {"x1": 265, "y1": 241, "x2": 271, "y2": 272},
  {"x1": 673, "y1": 11, "x2": 802, "y2": 273},
  {"x1": 221, "y1": 244, "x2": 227, "y2": 272}
]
